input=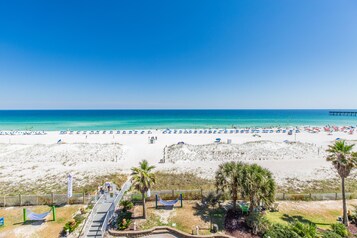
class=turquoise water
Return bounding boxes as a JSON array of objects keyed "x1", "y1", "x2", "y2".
[{"x1": 0, "y1": 110, "x2": 356, "y2": 131}]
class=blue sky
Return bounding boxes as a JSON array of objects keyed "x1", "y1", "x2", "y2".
[{"x1": 0, "y1": 0, "x2": 356, "y2": 109}]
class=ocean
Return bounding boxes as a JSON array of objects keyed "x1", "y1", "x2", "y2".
[{"x1": 0, "y1": 110, "x2": 356, "y2": 131}]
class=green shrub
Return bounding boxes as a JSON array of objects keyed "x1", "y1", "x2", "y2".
[
  {"x1": 131, "y1": 193, "x2": 142, "y2": 202},
  {"x1": 73, "y1": 214, "x2": 85, "y2": 224},
  {"x1": 224, "y1": 208, "x2": 244, "y2": 232},
  {"x1": 117, "y1": 211, "x2": 133, "y2": 230},
  {"x1": 331, "y1": 223, "x2": 349, "y2": 237},
  {"x1": 349, "y1": 205, "x2": 357, "y2": 224},
  {"x1": 120, "y1": 200, "x2": 134, "y2": 212},
  {"x1": 348, "y1": 213, "x2": 356, "y2": 224},
  {"x1": 263, "y1": 224, "x2": 300, "y2": 238},
  {"x1": 290, "y1": 220, "x2": 317, "y2": 238},
  {"x1": 63, "y1": 214, "x2": 85, "y2": 234},
  {"x1": 63, "y1": 219, "x2": 77, "y2": 233},
  {"x1": 246, "y1": 212, "x2": 271, "y2": 235},
  {"x1": 322, "y1": 231, "x2": 343, "y2": 238},
  {"x1": 118, "y1": 211, "x2": 132, "y2": 221},
  {"x1": 118, "y1": 218, "x2": 131, "y2": 230}
]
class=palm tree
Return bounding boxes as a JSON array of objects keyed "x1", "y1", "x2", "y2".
[
  {"x1": 120, "y1": 200, "x2": 134, "y2": 213},
  {"x1": 327, "y1": 140, "x2": 357, "y2": 225},
  {"x1": 242, "y1": 164, "x2": 276, "y2": 213},
  {"x1": 202, "y1": 192, "x2": 223, "y2": 231},
  {"x1": 131, "y1": 160, "x2": 156, "y2": 219},
  {"x1": 215, "y1": 161, "x2": 245, "y2": 210}
]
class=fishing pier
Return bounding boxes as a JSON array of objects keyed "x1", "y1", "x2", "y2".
[{"x1": 329, "y1": 111, "x2": 357, "y2": 116}]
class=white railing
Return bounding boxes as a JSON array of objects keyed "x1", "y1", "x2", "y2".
[
  {"x1": 101, "y1": 179, "x2": 132, "y2": 236},
  {"x1": 80, "y1": 193, "x2": 104, "y2": 237},
  {"x1": 114, "y1": 179, "x2": 132, "y2": 206},
  {"x1": 81, "y1": 179, "x2": 132, "y2": 238},
  {"x1": 100, "y1": 203, "x2": 115, "y2": 237}
]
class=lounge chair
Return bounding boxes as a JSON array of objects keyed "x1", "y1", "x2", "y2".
[{"x1": 239, "y1": 203, "x2": 250, "y2": 215}]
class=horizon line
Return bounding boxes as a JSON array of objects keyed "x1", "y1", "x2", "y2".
[{"x1": 0, "y1": 108, "x2": 357, "y2": 111}]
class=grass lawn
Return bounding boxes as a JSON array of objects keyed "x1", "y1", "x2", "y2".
[
  {"x1": 128, "y1": 199, "x2": 357, "y2": 236},
  {"x1": 0, "y1": 205, "x2": 84, "y2": 238},
  {"x1": 134, "y1": 201, "x2": 225, "y2": 235},
  {"x1": 266, "y1": 200, "x2": 357, "y2": 230}
]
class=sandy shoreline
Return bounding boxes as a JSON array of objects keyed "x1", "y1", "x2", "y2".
[{"x1": 0, "y1": 127, "x2": 356, "y2": 194}]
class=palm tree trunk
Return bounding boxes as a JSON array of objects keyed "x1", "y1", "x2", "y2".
[
  {"x1": 232, "y1": 186, "x2": 237, "y2": 210},
  {"x1": 142, "y1": 192, "x2": 147, "y2": 219},
  {"x1": 342, "y1": 177, "x2": 348, "y2": 226},
  {"x1": 249, "y1": 196, "x2": 254, "y2": 214},
  {"x1": 232, "y1": 194, "x2": 237, "y2": 210}
]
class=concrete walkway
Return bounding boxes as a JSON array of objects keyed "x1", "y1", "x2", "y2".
[{"x1": 144, "y1": 235, "x2": 178, "y2": 238}]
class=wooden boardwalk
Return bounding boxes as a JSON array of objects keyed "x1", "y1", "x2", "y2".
[{"x1": 81, "y1": 179, "x2": 132, "y2": 238}]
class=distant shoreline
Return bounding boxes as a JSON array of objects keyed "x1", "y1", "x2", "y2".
[
  {"x1": 0, "y1": 109, "x2": 356, "y2": 131},
  {"x1": 0, "y1": 125, "x2": 357, "y2": 133}
]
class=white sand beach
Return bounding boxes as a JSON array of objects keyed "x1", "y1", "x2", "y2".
[{"x1": 0, "y1": 127, "x2": 356, "y2": 193}]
